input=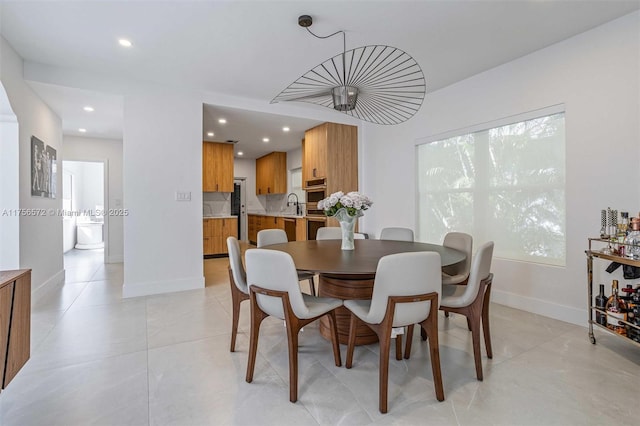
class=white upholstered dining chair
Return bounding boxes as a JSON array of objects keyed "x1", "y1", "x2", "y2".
[
  {"x1": 379, "y1": 227, "x2": 414, "y2": 242},
  {"x1": 344, "y1": 252, "x2": 444, "y2": 413},
  {"x1": 441, "y1": 232, "x2": 473, "y2": 285},
  {"x1": 227, "y1": 236, "x2": 249, "y2": 352},
  {"x1": 440, "y1": 241, "x2": 494, "y2": 381},
  {"x1": 257, "y1": 229, "x2": 317, "y2": 296},
  {"x1": 244, "y1": 249, "x2": 343, "y2": 403}
]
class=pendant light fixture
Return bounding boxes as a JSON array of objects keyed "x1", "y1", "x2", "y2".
[{"x1": 271, "y1": 15, "x2": 426, "y2": 125}]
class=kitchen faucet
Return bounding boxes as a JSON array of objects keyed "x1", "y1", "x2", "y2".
[{"x1": 287, "y1": 193, "x2": 301, "y2": 216}]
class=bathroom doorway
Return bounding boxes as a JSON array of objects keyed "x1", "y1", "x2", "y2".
[{"x1": 62, "y1": 160, "x2": 107, "y2": 263}]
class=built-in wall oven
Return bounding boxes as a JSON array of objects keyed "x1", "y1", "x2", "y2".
[
  {"x1": 305, "y1": 178, "x2": 327, "y2": 239},
  {"x1": 306, "y1": 217, "x2": 326, "y2": 240}
]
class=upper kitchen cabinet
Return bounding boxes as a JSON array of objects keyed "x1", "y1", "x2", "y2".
[
  {"x1": 203, "y1": 142, "x2": 234, "y2": 192},
  {"x1": 302, "y1": 122, "x2": 358, "y2": 192},
  {"x1": 255, "y1": 151, "x2": 287, "y2": 195}
]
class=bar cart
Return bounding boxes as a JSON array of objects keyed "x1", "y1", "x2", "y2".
[{"x1": 586, "y1": 238, "x2": 640, "y2": 347}]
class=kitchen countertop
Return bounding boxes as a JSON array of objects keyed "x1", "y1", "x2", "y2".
[
  {"x1": 203, "y1": 215, "x2": 238, "y2": 219},
  {"x1": 248, "y1": 212, "x2": 306, "y2": 219}
]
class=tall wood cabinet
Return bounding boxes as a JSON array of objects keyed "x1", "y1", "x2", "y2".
[
  {"x1": 302, "y1": 122, "x2": 358, "y2": 227},
  {"x1": 255, "y1": 151, "x2": 287, "y2": 195},
  {"x1": 203, "y1": 142, "x2": 234, "y2": 192},
  {"x1": 302, "y1": 122, "x2": 358, "y2": 193}
]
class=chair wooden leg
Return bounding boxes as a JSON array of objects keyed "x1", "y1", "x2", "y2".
[
  {"x1": 285, "y1": 318, "x2": 301, "y2": 403},
  {"x1": 245, "y1": 303, "x2": 267, "y2": 383},
  {"x1": 482, "y1": 283, "x2": 493, "y2": 359},
  {"x1": 230, "y1": 292, "x2": 241, "y2": 352},
  {"x1": 229, "y1": 268, "x2": 248, "y2": 352},
  {"x1": 421, "y1": 305, "x2": 445, "y2": 401},
  {"x1": 444, "y1": 311, "x2": 449, "y2": 318},
  {"x1": 328, "y1": 311, "x2": 342, "y2": 367},
  {"x1": 346, "y1": 313, "x2": 358, "y2": 369},
  {"x1": 421, "y1": 326, "x2": 427, "y2": 341},
  {"x1": 468, "y1": 309, "x2": 484, "y2": 381},
  {"x1": 395, "y1": 334, "x2": 402, "y2": 361},
  {"x1": 378, "y1": 326, "x2": 392, "y2": 414},
  {"x1": 404, "y1": 324, "x2": 414, "y2": 359}
]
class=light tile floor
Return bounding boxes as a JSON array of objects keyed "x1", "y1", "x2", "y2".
[{"x1": 0, "y1": 248, "x2": 638, "y2": 425}]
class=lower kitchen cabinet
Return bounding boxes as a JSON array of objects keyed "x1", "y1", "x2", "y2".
[
  {"x1": 203, "y1": 217, "x2": 237, "y2": 255},
  {"x1": 249, "y1": 215, "x2": 306, "y2": 244}
]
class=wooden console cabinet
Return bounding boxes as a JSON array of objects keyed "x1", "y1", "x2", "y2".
[{"x1": 0, "y1": 269, "x2": 31, "y2": 392}]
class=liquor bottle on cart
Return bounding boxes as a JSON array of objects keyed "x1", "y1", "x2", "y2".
[
  {"x1": 594, "y1": 284, "x2": 607, "y2": 326},
  {"x1": 605, "y1": 280, "x2": 628, "y2": 335}
]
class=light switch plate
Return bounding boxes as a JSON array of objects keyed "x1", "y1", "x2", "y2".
[{"x1": 175, "y1": 191, "x2": 191, "y2": 201}]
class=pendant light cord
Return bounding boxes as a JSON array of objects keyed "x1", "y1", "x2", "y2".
[{"x1": 305, "y1": 27, "x2": 347, "y2": 87}]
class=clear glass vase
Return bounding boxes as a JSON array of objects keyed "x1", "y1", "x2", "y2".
[{"x1": 332, "y1": 208, "x2": 361, "y2": 250}]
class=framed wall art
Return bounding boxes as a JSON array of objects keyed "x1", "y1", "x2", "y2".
[{"x1": 31, "y1": 136, "x2": 57, "y2": 198}]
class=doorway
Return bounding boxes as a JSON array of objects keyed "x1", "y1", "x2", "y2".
[
  {"x1": 62, "y1": 160, "x2": 107, "y2": 263},
  {"x1": 233, "y1": 178, "x2": 247, "y2": 241}
]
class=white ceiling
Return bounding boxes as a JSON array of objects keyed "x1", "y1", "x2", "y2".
[{"x1": 1, "y1": 1, "x2": 638, "y2": 157}]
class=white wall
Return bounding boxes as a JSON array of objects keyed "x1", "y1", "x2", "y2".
[
  {"x1": 122, "y1": 86, "x2": 203, "y2": 297},
  {"x1": 0, "y1": 83, "x2": 19, "y2": 269},
  {"x1": 360, "y1": 12, "x2": 640, "y2": 325},
  {"x1": 0, "y1": 36, "x2": 64, "y2": 292},
  {"x1": 63, "y1": 136, "x2": 123, "y2": 262}
]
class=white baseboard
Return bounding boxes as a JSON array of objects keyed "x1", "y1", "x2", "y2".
[
  {"x1": 122, "y1": 275, "x2": 204, "y2": 298},
  {"x1": 31, "y1": 268, "x2": 66, "y2": 304},
  {"x1": 492, "y1": 289, "x2": 586, "y2": 327}
]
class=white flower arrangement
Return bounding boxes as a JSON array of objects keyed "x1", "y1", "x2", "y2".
[{"x1": 317, "y1": 191, "x2": 373, "y2": 217}]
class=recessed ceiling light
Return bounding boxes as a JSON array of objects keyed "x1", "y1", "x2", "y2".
[
  {"x1": 83, "y1": 106, "x2": 94, "y2": 112},
  {"x1": 78, "y1": 128, "x2": 87, "y2": 133},
  {"x1": 218, "y1": 118, "x2": 227, "y2": 124},
  {"x1": 262, "y1": 138, "x2": 270, "y2": 143},
  {"x1": 282, "y1": 127, "x2": 290, "y2": 132},
  {"x1": 207, "y1": 132, "x2": 214, "y2": 137},
  {"x1": 118, "y1": 39, "x2": 132, "y2": 47},
  {"x1": 237, "y1": 151, "x2": 244, "y2": 156}
]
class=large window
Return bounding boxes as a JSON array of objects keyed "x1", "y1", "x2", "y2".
[{"x1": 417, "y1": 109, "x2": 566, "y2": 266}]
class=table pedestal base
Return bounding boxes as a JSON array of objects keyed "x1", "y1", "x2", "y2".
[{"x1": 318, "y1": 273, "x2": 378, "y2": 346}]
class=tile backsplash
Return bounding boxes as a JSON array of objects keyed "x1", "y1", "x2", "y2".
[{"x1": 203, "y1": 192, "x2": 231, "y2": 216}]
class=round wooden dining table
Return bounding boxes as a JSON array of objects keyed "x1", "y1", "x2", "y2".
[{"x1": 262, "y1": 239, "x2": 466, "y2": 345}]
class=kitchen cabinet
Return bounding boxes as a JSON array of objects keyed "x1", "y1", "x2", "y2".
[
  {"x1": 303, "y1": 122, "x2": 358, "y2": 228},
  {"x1": 203, "y1": 217, "x2": 237, "y2": 255},
  {"x1": 296, "y1": 218, "x2": 307, "y2": 241},
  {"x1": 0, "y1": 269, "x2": 30, "y2": 392},
  {"x1": 255, "y1": 152, "x2": 287, "y2": 195},
  {"x1": 302, "y1": 122, "x2": 357, "y2": 191},
  {"x1": 248, "y1": 214, "x2": 289, "y2": 245},
  {"x1": 203, "y1": 142, "x2": 234, "y2": 193}
]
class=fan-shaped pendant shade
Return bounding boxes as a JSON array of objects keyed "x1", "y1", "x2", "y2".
[{"x1": 271, "y1": 45, "x2": 426, "y2": 125}]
